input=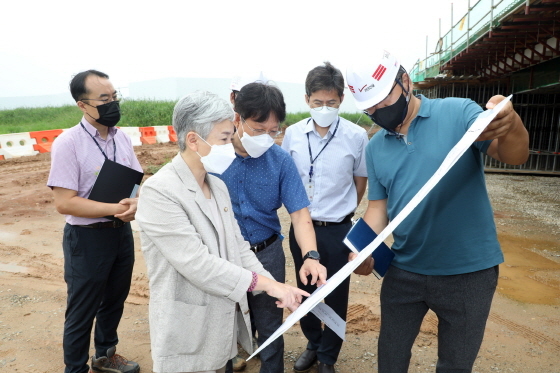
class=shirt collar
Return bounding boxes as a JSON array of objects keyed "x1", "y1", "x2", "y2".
[
  {"x1": 81, "y1": 117, "x2": 117, "y2": 140},
  {"x1": 304, "y1": 117, "x2": 339, "y2": 137},
  {"x1": 415, "y1": 94, "x2": 430, "y2": 118}
]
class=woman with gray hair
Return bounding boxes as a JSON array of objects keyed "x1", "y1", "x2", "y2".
[{"x1": 136, "y1": 91, "x2": 308, "y2": 373}]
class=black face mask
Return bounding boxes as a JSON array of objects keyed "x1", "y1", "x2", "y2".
[
  {"x1": 367, "y1": 81, "x2": 410, "y2": 134},
  {"x1": 86, "y1": 101, "x2": 121, "y2": 127}
]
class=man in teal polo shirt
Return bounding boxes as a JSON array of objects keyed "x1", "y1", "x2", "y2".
[{"x1": 346, "y1": 50, "x2": 529, "y2": 373}]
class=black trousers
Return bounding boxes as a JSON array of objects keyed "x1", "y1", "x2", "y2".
[
  {"x1": 289, "y1": 221, "x2": 352, "y2": 365},
  {"x1": 62, "y1": 223, "x2": 135, "y2": 373},
  {"x1": 378, "y1": 265, "x2": 499, "y2": 373}
]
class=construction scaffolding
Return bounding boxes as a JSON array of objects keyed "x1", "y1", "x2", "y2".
[
  {"x1": 412, "y1": 0, "x2": 560, "y2": 175},
  {"x1": 418, "y1": 83, "x2": 560, "y2": 174}
]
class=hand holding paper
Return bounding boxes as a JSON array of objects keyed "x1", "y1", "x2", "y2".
[{"x1": 477, "y1": 95, "x2": 518, "y2": 141}]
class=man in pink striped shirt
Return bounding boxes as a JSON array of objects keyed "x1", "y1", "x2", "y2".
[{"x1": 47, "y1": 70, "x2": 142, "y2": 373}]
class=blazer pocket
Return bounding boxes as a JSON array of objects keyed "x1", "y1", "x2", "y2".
[{"x1": 152, "y1": 301, "x2": 208, "y2": 357}]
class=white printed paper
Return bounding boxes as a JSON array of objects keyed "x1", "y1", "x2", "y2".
[
  {"x1": 248, "y1": 95, "x2": 512, "y2": 360},
  {"x1": 310, "y1": 302, "x2": 346, "y2": 341}
]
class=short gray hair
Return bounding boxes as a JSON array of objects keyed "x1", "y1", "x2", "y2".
[{"x1": 173, "y1": 91, "x2": 234, "y2": 152}]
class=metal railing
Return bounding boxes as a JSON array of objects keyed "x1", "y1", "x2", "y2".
[{"x1": 410, "y1": 0, "x2": 526, "y2": 82}]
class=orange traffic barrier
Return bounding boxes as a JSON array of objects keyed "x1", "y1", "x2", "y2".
[
  {"x1": 139, "y1": 126, "x2": 157, "y2": 145},
  {"x1": 0, "y1": 154, "x2": 4, "y2": 161},
  {"x1": 168, "y1": 126, "x2": 178, "y2": 142},
  {"x1": 29, "y1": 129, "x2": 63, "y2": 153}
]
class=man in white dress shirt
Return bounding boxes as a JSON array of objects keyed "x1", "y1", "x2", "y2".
[{"x1": 281, "y1": 62, "x2": 369, "y2": 373}]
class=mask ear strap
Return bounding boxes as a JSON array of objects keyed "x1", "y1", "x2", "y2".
[
  {"x1": 396, "y1": 79, "x2": 412, "y2": 129},
  {"x1": 86, "y1": 111, "x2": 100, "y2": 122},
  {"x1": 196, "y1": 133, "x2": 212, "y2": 146},
  {"x1": 395, "y1": 78, "x2": 409, "y2": 98}
]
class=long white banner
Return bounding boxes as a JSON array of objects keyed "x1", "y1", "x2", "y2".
[{"x1": 248, "y1": 95, "x2": 513, "y2": 360}]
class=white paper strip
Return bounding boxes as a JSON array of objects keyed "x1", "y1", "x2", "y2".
[
  {"x1": 248, "y1": 95, "x2": 512, "y2": 360},
  {"x1": 310, "y1": 302, "x2": 346, "y2": 341}
]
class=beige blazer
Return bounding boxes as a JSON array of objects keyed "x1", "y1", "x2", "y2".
[{"x1": 136, "y1": 154, "x2": 271, "y2": 373}]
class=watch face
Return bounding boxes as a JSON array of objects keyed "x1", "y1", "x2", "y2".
[{"x1": 306, "y1": 250, "x2": 320, "y2": 260}]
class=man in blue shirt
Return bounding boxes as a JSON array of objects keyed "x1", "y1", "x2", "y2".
[
  {"x1": 217, "y1": 82, "x2": 327, "y2": 373},
  {"x1": 347, "y1": 50, "x2": 529, "y2": 373}
]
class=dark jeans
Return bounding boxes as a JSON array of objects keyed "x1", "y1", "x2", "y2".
[
  {"x1": 62, "y1": 223, "x2": 135, "y2": 373},
  {"x1": 378, "y1": 265, "x2": 499, "y2": 373},
  {"x1": 247, "y1": 237, "x2": 286, "y2": 373},
  {"x1": 289, "y1": 222, "x2": 352, "y2": 365}
]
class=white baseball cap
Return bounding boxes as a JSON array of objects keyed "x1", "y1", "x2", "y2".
[
  {"x1": 230, "y1": 71, "x2": 269, "y2": 91},
  {"x1": 346, "y1": 50, "x2": 402, "y2": 111}
]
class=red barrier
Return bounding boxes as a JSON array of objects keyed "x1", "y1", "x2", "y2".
[
  {"x1": 168, "y1": 126, "x2": 178, "y2": 142},
  {"x1": 29, "y1": 129, "x2": 63, "y2": 153},
  {"x1": 139, "y1": 126, "x2": 156, "y2": 145},
  {"x1": 0, "y1": 155, "x2": 5, "y2": 161}
]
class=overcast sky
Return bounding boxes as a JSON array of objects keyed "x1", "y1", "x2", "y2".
[{"x1": 1, "y1": 0, "x2": 469, "y2": 99}]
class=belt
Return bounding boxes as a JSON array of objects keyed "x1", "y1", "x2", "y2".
[
  {"x1": 312, "y1": 213, "x2": 354, "y2": 227},
  {"x1": 75, "y1": 220, "x2": 126, "y2": 229},
  {"x1": 250, "y1": 234, "x2": 278, "y2": 253}
]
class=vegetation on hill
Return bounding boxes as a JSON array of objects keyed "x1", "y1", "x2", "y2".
[{"x1": 0, "y1": 100, "x2": 373, "y2": 134}]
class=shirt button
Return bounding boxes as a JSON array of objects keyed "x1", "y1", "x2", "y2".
[
  {"x1": 408, "y1": 142, "x2": 412, "y2": 145},
  {"x1": 224, "y1": 207, "x2": 228, "y2": 212},
  {"x1": 239, "y1": 180, "x2": 243, "y2": 183}
]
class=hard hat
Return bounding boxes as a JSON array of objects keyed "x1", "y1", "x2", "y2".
[
  {"x1": 230, "y1": 71, "x2": 269, "y2": 91},
  {"x1": 346, "y1": 50, "x2": 401, "y2": 111}
]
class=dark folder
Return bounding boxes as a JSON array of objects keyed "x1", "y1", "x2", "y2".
[
  {"x1": 343, "y1": 218, "x2": 395, "y2": 279},
  {"x1": 88, "y1": 159, "x2": 144, "y2": 221}
]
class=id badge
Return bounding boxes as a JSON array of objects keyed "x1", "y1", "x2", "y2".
[{"x1": 306, "y1": 179, "x2": 315, "y2": 201}]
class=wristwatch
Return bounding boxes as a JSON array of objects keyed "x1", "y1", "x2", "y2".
[{"x1": 303, "y1": 250, "x2": 321, "y2": 261}]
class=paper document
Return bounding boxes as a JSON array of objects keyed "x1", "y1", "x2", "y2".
[
  {"x1": 248, "y1": 95, "x2": 512, "y2": 360},
  {"x1": 310, "y1": 302, "x2": 346, "y2": 341}
]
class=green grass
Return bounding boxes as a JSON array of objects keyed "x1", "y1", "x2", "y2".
[
  {"x1": 0, "y1": 105, "x2": 83, "y2": 134},
  {"x1": 0, "y1": 100, "x2": 373, "y2": 134},
  {"x1": 285, "y1": 111, "x2": 371, "y2": 126}
]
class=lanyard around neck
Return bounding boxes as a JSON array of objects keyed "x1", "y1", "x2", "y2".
[
  {"x1": 80, "y1": 122, "x2": 116, "y2": 162},
  {"x1": 306, "y1": 117, "x2": 339, "y2": 180}
]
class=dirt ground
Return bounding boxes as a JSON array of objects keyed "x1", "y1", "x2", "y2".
[{"x1": 0, "y1": 142, "x2": 559, "y2": 373}]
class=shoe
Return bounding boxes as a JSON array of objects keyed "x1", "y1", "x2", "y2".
[
  {"x1": 232, "y1": 354, "x2": 247, "y2": 372},
  {"x1": 318, "y1": 362, "x2": 335, "y2": 373},
  {"x1": 90, "y1": 346, "x2": 140, "y2": 373},
  {"x1": 293, "y1": 349, "x2": 317, "y2": 372}
]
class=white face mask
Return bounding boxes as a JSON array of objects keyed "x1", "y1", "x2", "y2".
[
  {"x1": 310, "y1": 106, "x2": 339, "y2": 128},
  {"x1": 197, "y1": 135, "x2": 236, "y2": 174},
  {"x1": 238, "y1": 128, "x2": 274, "y2": 158}
]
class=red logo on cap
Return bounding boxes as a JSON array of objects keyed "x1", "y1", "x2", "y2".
[
  {"x1": 372, "y1": 65, "x2": 387, "y2": 81},
  {"x1": 349, "y1": 85, "x2": 355, "y2": 93},
  {"x1": 358, "y1": 84, "x2": 367, "y2": 92}
]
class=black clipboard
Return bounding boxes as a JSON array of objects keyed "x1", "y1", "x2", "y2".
[{"x1": 88, "y1": 159, "x2": 144, "y2": 221}]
